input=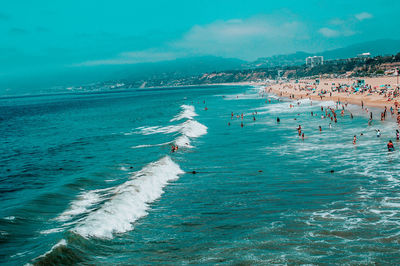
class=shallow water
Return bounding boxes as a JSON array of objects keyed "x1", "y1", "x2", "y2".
[{"x1": 1, "y1": 85, "x2": 400, "y2": 265}]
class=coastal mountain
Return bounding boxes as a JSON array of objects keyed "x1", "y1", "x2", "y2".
[
  {"x1": 321, "y1": 39, "x2": 400, "y2": 60},
  {"x1": 248, "y1": 39, "x2": 400, "y2": 68},
  {"x1": 117, "y1": 56, "x2": 246, "y2": 80}
]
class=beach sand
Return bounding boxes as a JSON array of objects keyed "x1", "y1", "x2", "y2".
[{"x1": 266, "y1": 76, "x2": 399, "y2": 109}]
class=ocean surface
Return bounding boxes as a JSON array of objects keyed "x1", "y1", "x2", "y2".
[{"x1": 1, "y1": 85, "x2": 400, "y2": 265}]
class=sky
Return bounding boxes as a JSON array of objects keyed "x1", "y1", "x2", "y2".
[{"x1": 1, "y1": 0, "x2": 400, "y2": 85}]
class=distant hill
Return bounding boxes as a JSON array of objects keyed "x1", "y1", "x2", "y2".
[
  {"x1": 116, "y1": 56, "x2": 246, "y2": 81},
  {"x1": 249, "y1": 39, "x2": 400, "y2": 68},
  {"x1": 321, "y1": 39, "x2": 400, "y2": 60}
]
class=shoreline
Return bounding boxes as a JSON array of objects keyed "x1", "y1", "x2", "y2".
[{"x1": 265, "y1": 76, "x2": 399, "y2": 110}]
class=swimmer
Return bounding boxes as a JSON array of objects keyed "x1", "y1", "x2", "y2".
[
  {"x1": 387, "y1": 140, "x2": 395, "y2": 152},
  {"x1": 376, "y1": 129, "x2": 381, "y2": 138},
  {"x1": 319, "y1": 126, "x2": 322, "y2": 132},
  {"x1": 353, "y1": 135, "x2": 357, "y2": 145},
  {"x1": 277, "y1": 117, "x2": 280, "y2": 123},
  {"x1": 397, "y1": 130, "x2": 400, "y2": 141},
  {"x1": 301, "y1": 133, "x2": 305, "y2": 140},
  {"x1": 241, "y1": 122, "x2": 244, "y2": 128},
  {"x1": 171, "y1": 145, "x2": 178, "y2": 153},
  {"x1": 329, "y1": 123, "x2": 332, "y2": 129}
]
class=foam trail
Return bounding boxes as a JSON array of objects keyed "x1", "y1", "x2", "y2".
[
  {"x1": 131, "y1": 141, "x2": 171, "y2": 149},
  {"x1": 73, "y1": 156, "x2": 184, "y2": 239},
  {"x1": 136, "y1": 105, "x2": 207, "y2": 149},
  {"x1": 55, "y1": 189, "x2": 109, "y2": 222},
  {"x1": 136, "y1": 124, "x2": 181, "y2": 135},
  {"x1": 175, "y1": 135, "x2": 193, "y2": 148},
  {"x1": 179, "y1": 120, "x2": 208, "y2": 138},
  {"x1": 170, "y1": 104, "x2": 198, "y2": 121}
]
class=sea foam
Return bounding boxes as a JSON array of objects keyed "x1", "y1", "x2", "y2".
[
  {"x1": 73, "y1": 156, "x2": 184, "y2": 239},
  {"x1": 136, "y1": 105, "x2": 207, "y2": 148},
  {"x1": 170, "y1": 104, "x2": 198, "y2": 121}
]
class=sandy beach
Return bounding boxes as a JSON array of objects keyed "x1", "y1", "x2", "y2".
[{"x1": 266, "y1": 76, "x2": 399, "y2": 109}]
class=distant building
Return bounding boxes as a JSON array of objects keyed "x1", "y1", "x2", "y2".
[
  {"x1": 306, "y1": 56, "x2": 324, "y2": 67},
  {"x1": 357, "y1": 52, "x2": 371, "y2": 59}
]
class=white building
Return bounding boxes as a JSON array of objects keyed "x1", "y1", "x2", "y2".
[
  {"x1": 306, "y1": 56, "x2": 324, "y2": 67},
  {"x1": 357, "y1": 52, "x2": 371, "y2": 59}
]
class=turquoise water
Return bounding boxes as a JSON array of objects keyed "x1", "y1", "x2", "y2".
[{"x1": 1, "y1": 85, "x2": 400, "y2": 265}]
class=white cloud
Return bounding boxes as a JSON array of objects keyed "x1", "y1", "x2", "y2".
[
  {"x1": 355, "y1": 12, "x2": 373, "y2": 21},
  {"x1": 74, "y1": 14, "x2": 311, "y2": 66},
  {"x1": 318, "y1": 27, "x2": 355, "y2": 38},
  {"x1": 319, "y1": 27, "x2": 340, "y2": 38},
  {"x1": 74, "y1": 50, "x2": 184, "y2": 66},
  {"x1": 172, "y1": 15, "x2": 309, "y2": 59}
]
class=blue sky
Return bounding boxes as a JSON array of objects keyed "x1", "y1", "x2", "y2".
[{"x1": 1, "y1": 0, "x2": 399, "y2": 81}]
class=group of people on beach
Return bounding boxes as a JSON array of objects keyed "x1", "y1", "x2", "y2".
[{"x1": 266, "y1": 87, "x2": 399, "y2": 152}]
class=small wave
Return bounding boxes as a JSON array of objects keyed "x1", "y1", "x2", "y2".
[
  {"x1": 170, "y1": 104, "x2": 198, "y2": 121},
  {"x1": 175, "y1": 135, "x2": 193, "y2": 148},
  {"x1": 34, "y1": 239, "x2": 67, "y2": 260},
  {"x1": 55, "y1": 189, "x2": 108, "y2": 222},
  {"x1": 136, "y1": 105, "x2": 207, "y2": 149},
  {"x1": 73, "y1": 156, "x2": 184, "y2": 239},
  {"x1": 40, "y1": 228, "x2": 64, "y2": 235},
  {"x1": 136, "y1": 124, "x2": 181, "y2": 135},
  {"x1": 131, "y1": 141, "x2": 171, "y2": 149}
]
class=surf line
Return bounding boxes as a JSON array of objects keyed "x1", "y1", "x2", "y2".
[{"x1": 185, "y1": 170, "x2": 264, "y2": 174}]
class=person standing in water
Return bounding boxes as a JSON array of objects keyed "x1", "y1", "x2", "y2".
[
  {"x1": 297, "y1": 125, "x2": 302, "y2": 136},
  {"x1": 387, "y1": 140, "x2": 395, "y2": 152},
  {"x1": 396, "y1": 129, "x2": 400, "y2": 141},
  {"x1": 376, "y1": 129, "x2": 381, "y2": 138},
  {"x1": 353, "y1": 135, "x2": 357, "y2": 145}
]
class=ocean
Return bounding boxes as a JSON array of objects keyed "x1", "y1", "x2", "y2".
[{"x1": 1, "y1": 85, "x2": 400, "y2": 265}]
